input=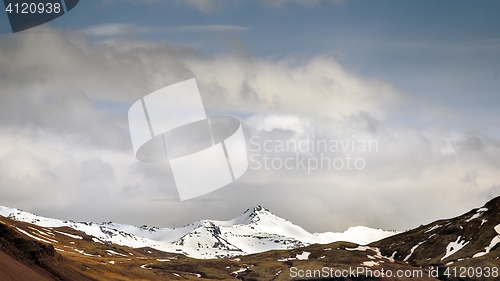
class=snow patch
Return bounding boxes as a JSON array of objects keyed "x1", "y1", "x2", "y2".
[
  {"x1": 362, "y1": 261, "x2": 379, "y2": 267},
  {"x1": 441, "y1": 236, "x2": 469, "y2": 260},
  {"x1": 28, "y1": 227, "x2": 53, "y2": 237},
  {"x1": 73, "y1": 249, "x2": 98, "y2": 257},
  {"x1": 466, "y1": 208, "x2": 488, "y2": 222},
  {"x1": 296, "y1": 251, "x2": 310, "y2": 260},
  {"x1": 231, "y1": 267, "x2": 248, "y2": 277},
  {"x1": 424, "y1": 225, "x2": 441, "y2": 233},
  {"x1": 346, "y1": 246, "x2": 395, "y2": 262},
  {"x1": 472, "y1": 223, "x2": 500, "y2": 258},
  {"x1": 14, "y1": 227, "x2": 57, "y2": 244},
  {"x1": 92, "y1": 238, "x2": 104, "y2": 244},
  {"x1": 404, "y1": 241, "x2": 426, "y2": 262},
  {"x1": 106, "y1": 250, "x2": 128, "y2": 257},
  {"x1": 55, "y1": 230, "x2": 83, "y2": 239},
  {"x1": 277, "y1": 257, "x2": 296, "y2": 261}
]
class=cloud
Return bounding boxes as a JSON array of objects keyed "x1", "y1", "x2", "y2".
[
  {"x1": 168, "y1": 25, "x2": 248, "y2": 32},
  {"x1": 82, "y1": 24, "x2": 248, "y2": 37},
  {"x1": 0, "y1": 28, "x2": 499, "y2": 232},
  {"x1": 177, "y1": 0, "x2": 224, "y2": 14},
  {"x1": 170, "y1": 0, "x2": 344, "y2": 13},
  {"x1": 262, "y1": 0, "x2": 344, "y2": 8},
  {"x1": 82, "y1": 24, "x2": 138, "y2": 37}
]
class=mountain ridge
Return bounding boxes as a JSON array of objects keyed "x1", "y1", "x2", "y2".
[
  {"x1": 2, "y1": 198, "x2": 500, "y2": 280},
  {"x1": 370, "y1": 195, "x2": 500, "y2": 269},
  {"x1": 0, "y1": 204, "x2": 397, "y2": 259}
]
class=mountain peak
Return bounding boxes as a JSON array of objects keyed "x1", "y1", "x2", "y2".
[
  {"x1": 247, "y1": 205, "x2": 269, "y2": 213},
  {"x1": 226, "y1": 205, "x2": 275, "y2": 226},
  {"x1": 0, "y1": 203, "x2": 397, "y2": 259},
  {"x1": 242, "y1": 205, "x2": 272, "y2": 221}
]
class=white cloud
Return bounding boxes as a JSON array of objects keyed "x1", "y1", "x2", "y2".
[
  {"x1": 0, "y1": 28, "x2": 499, "y2": 232},
  {"x1": 82, "y1": 24, "x2": 248, "y2": 37},
  {"x1": 167, "y1": 25, "x2": 248, "y2": 32},
  {"x1": 82, "y1": 23, "x2": 138, "y2": 37},
  {"x1": 180, "y1": 0, "x2": 225, "y2": 13},
  {"x1": 173, "y1": 0, "x2": 344, "y2": 13},
  {"x1": 263, "y1": 0, "x2": 344, "y2": 8}
]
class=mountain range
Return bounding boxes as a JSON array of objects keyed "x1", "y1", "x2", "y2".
[
  {"x1": 2, "y1": 197, "x2": 500, "y2": 280},
  {"x1": 0, "y1": 205, "x2": 396, "y2": 259}
]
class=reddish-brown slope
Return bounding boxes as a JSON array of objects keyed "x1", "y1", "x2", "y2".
[{"x1": 0, "y1": 250, "x2": 56, "y2": 281}]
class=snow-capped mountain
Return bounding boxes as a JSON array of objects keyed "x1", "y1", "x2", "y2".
[{"x1": 0, "y1": 205, "x2": 397, "y2": 259}]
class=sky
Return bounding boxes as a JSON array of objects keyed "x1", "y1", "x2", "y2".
[{"x1": 0, "y1": 0, "x2": 499, "y2": 233}]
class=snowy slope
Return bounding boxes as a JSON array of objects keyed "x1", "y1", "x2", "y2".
[
  {"x1": 315, "y1": 226, "x2": 400, "y2": 245},
  {"x1": 0, "y1": 205, "x2": 398, "y2": 259},
  {"x1": 371, "y1": 196, "x2": 500, "y2": 266}
]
